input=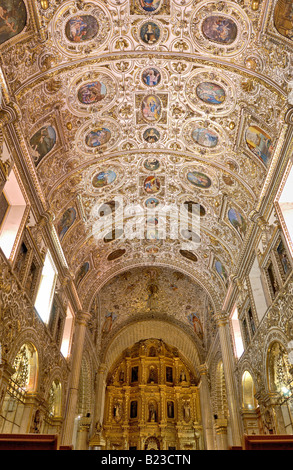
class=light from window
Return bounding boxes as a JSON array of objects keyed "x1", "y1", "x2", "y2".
[
  {"x1": 61, "y1": 303, "x2": 74, "y2": 358},
  {"x1": 276, "y1": 162, "x2": 293, "y2": 256},
  {"x1": 0, "y1": 169, "x2": 26, "y2": 259},
  {"x1": 34, "y1": 251, "x2": 57, "y2": 324},
  {"x1": 230, "y1": 305, "x2": 244, "y2": 358}
]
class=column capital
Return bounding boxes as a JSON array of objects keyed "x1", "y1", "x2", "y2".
[
  {"x1": 214, "y1": 311, "x2": 229, "y2": 327},
  {"x1": 198, "y1": 363, "x2": 209, "y2": 376},
  {"x1": 76, "y1": 311, "x2": 92, "y2": 326}
]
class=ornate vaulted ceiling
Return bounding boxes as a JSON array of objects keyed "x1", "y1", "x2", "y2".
[{"x1": 1, "y1": 0, "x2": 292, "y2": 346}]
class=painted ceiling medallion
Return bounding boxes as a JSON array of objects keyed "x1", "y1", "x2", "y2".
[
  {"x1": 142, "y1": 95, "x2": 162, "y2": 123},
  {"x1": 92, "y1": 170, "x2": 117, "y2": 189},
  {"x1": 184, "y1": 201, "x2": 206, "y2": 218},
  {"x1": 57, "y1": 207, "x2": 77, "y2": 241},
  {"x1": 142, "y1": 68, "x2": 162, "y2": 87},
  {"x1": 30, "y1": 125, "x2": 57, "y2": 165},
  {"x1": 191, "y1": 127, "x2": 219, "y2": 148},
  {"x1": 144, "y1": 176, "x2": 161, "y2": 194},
  {"x1": 78, "y1": 81, "x2": 107, "y2": 105},
  {"x1": 52, "y1": 2, "x2": 111, "y2": 56},
  {"x1": 140, "y1": 21, "x2": 161, "y2": 46},
  {"x1": 108, "y1": 249, "x2": 126, "y2": 261},
  {"x1": 202, "y1": 16, "x2": 237, "y2": 45},
  {"x1": 187, "y1": 171, "x2": 212, "y2": 190},
  {"x1": 228, "y1": 208, "x2": 247, "y2": 238},
  {"x1": 0, "y1": 0, "x2": 27, "y2": 45},
  {"x1": 65, "y1": 15, "x2": 99, "y2": 43},
  {"x1": 143, "y1": 128, "x2": 160, "y2": 143},
  {"x1": 179, "y1": 250, "x2": 198, "y2": 263},
  {"x1": 86, "y1": 128, "x2": 111, "y2": 148},
  {"x1": 190, "y1": 2, "x2": 250, "y2": 57},
  {"x1": 144, "y1": 157, "x2": 160, "y2": 171},
  {"x1": 245, "y1": 125, "x2": 273, "y2": 166},
  {"x1": 139, "y1": 0, "x2": 163, "y2": 13},
  {"x1": 274, "y1": 0, "x2": 293, "y2": 41},
  {"x1": 196, "y1": 82, "x2": 226, "y2": 105}
]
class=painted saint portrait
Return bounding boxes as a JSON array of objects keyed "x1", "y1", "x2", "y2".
[
  {"x1": 228, "y1": 208, "x2": 247, "y2": 238},
  {"x1": 246, "y1": 126, "x2": 273, "y2": 166},
  {"x1": 107, "y1": 249, "x2": 126, "y2": 261},
  {"x1": 144, "y1": 157, "x2": 160, "y2": 171},
  {"x1": 179, "y1": 250, "x2": 198, "y2": 263},
  {"x1": 140, "y1": 21, "x2": 161, "y2": 45},
  {"x1": 144, "y1": 176, "x2": 161, "y2": 194},
  {"x1": 187, "y1": 171, "x2": 212, "y2": 189},
  {"x1": 92, "y1": 170, "x2": 117, "y2": 188},
  {"x1": 142, "y1": 68, "x2": 161, "y2": 87},
  {"x1": 76, "y1": 262, "x2": 89, "y2": 286},
  {"x1": 145, "y1": 197, "x2": 160, "y2": 209},
  {"x1": 30, "y1": 126, "x2": 57, "y2": 165},
  {"x1": 57, "y1": 208, "x2": 77, "y2": 241},
  {"x1": 85, "y1": 128, "x2": 111, "y2": 148},
  {"x1": 0, "y1": 0, "x2": 27, "y2": 45},
  {"x1": 142, "y1": 95, "x2": 162, "y2": 122},
  {"x1": 143, "y1": 128, "x2": 160, "y2": 143},
  {"x1": 274, "y1": 0, "x2": 293, "y2": 40},
  {"x1": 276, "y1": 239, "x2": 292, "y2": 277},
  {"x1": 187, "y1": 312, "x2": 203, "y2": 340},
  {"x1": 139, "y1": 0, "x2": 162, "y2": 12},
  {"x1": 215, "y1": 260, "x2": 228, "y2": 285},
  {"x1": 202, "y1": 16, "x2": 238, "y2": 45},
  {"x1": 65, "y1": 15, "x2": 99, "y2": 43},
  {"x1": 102, "y1": 311, "x2": 118, "y2": 335},
  {"x1": 78, "y1": 81, "x2": 107, "y2": 105},
  {"x1": 191, "y1": 127, "x2": 219, "y2": 148},
  {"x1": 196, "y1": 82, "x2": 226, "y2": 105}
]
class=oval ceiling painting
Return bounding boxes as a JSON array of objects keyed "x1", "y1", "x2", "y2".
[
  {"x1": 98, "y1": 200, "x2": 119, "y2": 217},
  {"x1": 92, "y1": 170, "x2": 117, "y2": 189},
  {"x1": 181, "y1": 229, "x2": 201, "y2": 244},
  {"x1": 187, "y1": 171, "x2": 212, "y2": 189},
  {"x1": 191, "y1": 127, "x2": 219, "y2": 148},
  {"x1": 274, "y1": 0, "x2": 293, "y2": 40},
  {"x1": 86, "y1": 128, "x2": 111, "y2": 148},
  {"x1": 202, "y1": 16, "x2": 238, "y2": 45},
  {"x1": 78, "y1": 81, "x2": 107, "y2": 105},
  {"x1": 65, "y1": 15, "x2": 99, "y2": 43},
  {"x1": 215, "y1": 260, "x2": 229, "y2": 285},
  {"x1": 139, "y1": 0, "x2": 162, "y2": 13},
  {"x1": 179, "y1": 250, "x2": 198, "y2": 263},
  {"x1": 30, "y1": 126, "x2": 57, "y2": 165},
  {"x1": 246, "y1": 126, "x2": 273, "y2": 166},
  {"x1": 145, "y1": 197, "x2": 160, "y2": 209},
  {"x1": 144, "y1": 176, "x2": 161, "y2": 194},
  {"x1": 144, "y1": 157, "x2": 160, "y2": 171},
  {"x1": 143, "y1": 128, "x2": 160, "y2": 143},
  {"x1": 140, "y1": 21, "x2": 161, "y2": 46},
  {"x1": 142, "y1": 95, "x2": 162, "y2": 123},
  {"x1": 108, "y1": 249, "x2": 126, "y2": 261},
  {"x1": 196, "y1": 82, "x2": 226, "y2": 105},
  {"x1": 142, "y1": 67, "x2": 161, "y2": 87},
  {"x1": 0, "y1": 0, "x2": 27, "y2": 45}
]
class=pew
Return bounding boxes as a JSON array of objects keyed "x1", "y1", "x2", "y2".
[
  {"x1": 243, "y1": 434, "x2": 293, "y2": 450},
  {"x1": 0, "y1": 434, "x2": 60, "y2": 450}
]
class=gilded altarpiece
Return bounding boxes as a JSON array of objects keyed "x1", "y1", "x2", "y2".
[{"x1": 103, "y1": 339, "x2": 202, "y2": 450}]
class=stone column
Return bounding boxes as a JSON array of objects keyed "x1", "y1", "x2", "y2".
[
  {"x1": 89, "y1": 364, "x2": 107, "y2": 449},
  {"x1": 215, "y1": 418, "x2": 228, "y2": 450},
  {"x1": 215, "y1": 312, "x2": 243, "y2": 447},
  {"x1": 198, "y1": 364, "x2": 215, "y2": 450},
  {"x1": 61, "y1": 311, "x2": 91, "y2": 447},
  {"x1": 75, "y1": 415, "x2": 92, "y2": 450}
]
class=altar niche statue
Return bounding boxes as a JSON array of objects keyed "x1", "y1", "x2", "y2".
[
  {"x1": 183, "y1": 400, "x2": 191, "y2": 422},
  {"x1": 113, "y1": 401, "x2": 122, "y2": 422},
  {"x1": 148, "y1": 365, "x2": 157, "y2": 383},
  {"x1": 148, "y1": 401, "x2": 157, "y2": 422},
  {"x1": 180, "y1": 369, "x2": 187, "y2": 383}
]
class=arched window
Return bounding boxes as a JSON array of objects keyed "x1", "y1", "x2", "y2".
[
  {"x1": 48, "y1": 379, "x2": 62, "y2": 418},
  {"x1": 242, "y1": 371, "x2": 257, "y2": 410}
]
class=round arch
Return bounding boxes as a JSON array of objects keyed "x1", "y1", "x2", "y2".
[{"x1": 100, "y1": 319, "x2": 202, "y2": 379}]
